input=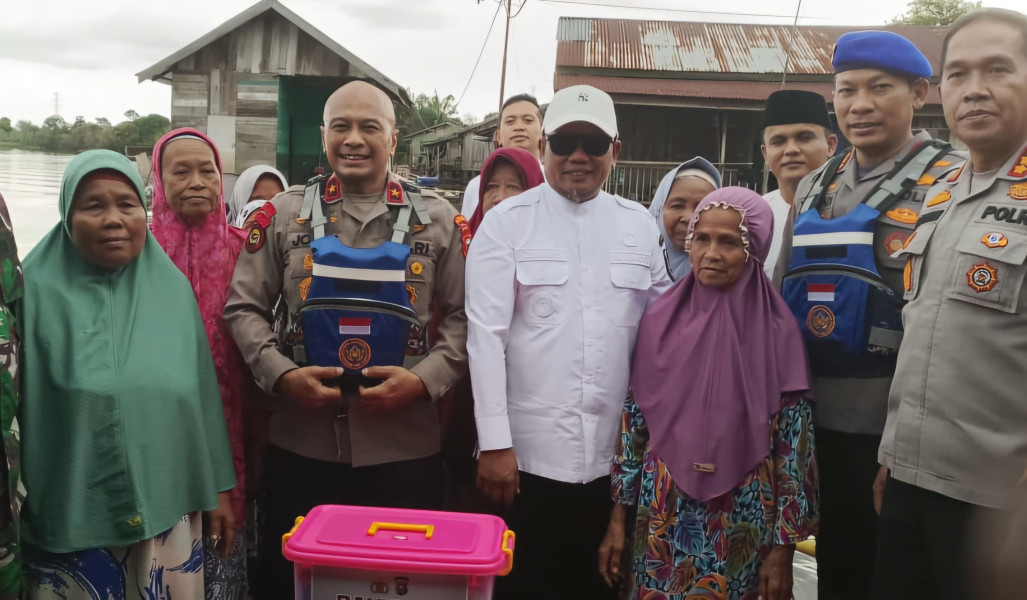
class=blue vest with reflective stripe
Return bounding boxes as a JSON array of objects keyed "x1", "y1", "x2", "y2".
[
  {"x1": 300, "y1": 237, "x2": 418, "y2": 376},
  {"x1": 782, "y1": 203, "x2": 904, "y2": 378}
]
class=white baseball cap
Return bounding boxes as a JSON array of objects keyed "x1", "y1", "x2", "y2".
[{"x1": 542, "y1": 85, "x2": 618, "y2": 138}]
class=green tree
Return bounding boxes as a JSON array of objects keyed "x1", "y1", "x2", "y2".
[
  {"x1": 132, "y1": 114, "x2": 171, "y2": 147},
  {"x1": 43, "y1": 115, "x2": 68, "y2": 131},
  {"x1": 123, "y1": 109, "x2": 140, "y2": 121},
  {"x1": 410, "y1": 91, "x2": 461, "y2": 130},
  {"x1": 0, "y1": 118, "x2": 10, "y2": 133},
  {"x1": 95, "y1": 117, "x2": 112, "y2": 128},
  {"x1": 894, "y1": 0, "x2": 980, "y2": 25},
  {"x1": 104, "y1": 122, "x2": 140, "y2": 150}
]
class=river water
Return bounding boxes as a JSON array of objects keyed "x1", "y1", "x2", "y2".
[{"x1": 0, "y1": 150, "x2": 71, "y2": 258}]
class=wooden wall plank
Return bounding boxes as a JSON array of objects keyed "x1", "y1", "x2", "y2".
[{"x1": 209, "y1": 69, "x2": 222, "y2": 115}]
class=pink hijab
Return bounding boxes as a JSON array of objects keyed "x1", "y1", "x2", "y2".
[
  {"x1": 150, "y1": 127, "x2": 250, "y2": 522},
  {"x1": 630, "y1": 187, "x2": 810, "y2": 502}
]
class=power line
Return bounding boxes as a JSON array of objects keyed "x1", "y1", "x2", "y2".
[
  {"x1": 537, "y1": 0, "x2": 833, "y2": 20},
  {"x1": 456, "y1": 1, "x2": 506, "y2": 108}
]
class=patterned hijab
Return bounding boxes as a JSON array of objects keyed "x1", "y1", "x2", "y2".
[{"x1": 149, "y1": 128, "x2": 249, "y2": 522}]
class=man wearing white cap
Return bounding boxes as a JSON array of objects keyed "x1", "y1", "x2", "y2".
[{"x1": 466, "y1": 85, "x2": 672, "y2": 599}]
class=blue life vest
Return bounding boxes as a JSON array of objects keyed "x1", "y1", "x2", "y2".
[
  {"x1": 781, "y1": 141, "x2": 950, "y2": 378},
  {"x1": 294, "y1": 177, "x2": 430, "y2": 388},
  {"x1": 782, "y1": 204, "x2": 903, "y2": 377}
]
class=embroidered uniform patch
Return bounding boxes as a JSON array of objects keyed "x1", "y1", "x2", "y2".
[
  {"x1": 884, "y1": 232, "x2": 909, "y2": 254},
  {"x1": 807, "y1": 305, "x2": 836, "y2": 338},
  {"x1": 324, "y1": 175, "x2": 342, "y2": 203},
  {"x1": 454, "y1": 214, "x2": 472, "y2": 258},
  {"x1": 338, "y1": 338, "x2": 372, "y2": 370},
  {"x1": 1009, "y1": 183, "x2": 1027, "y2": 201},
  {"x1": 967, "y1": 263, "x2": 998, "y2": 293},
  {"x1": 299, "y1": 276, "x2": 311, "y2": 301},
  {"x1": 245, "y1": 225, "x2": 265, "y2": 253},
  {"x1": 410, "y1": 261, "x2": 423, "y2": 275},
  {"x1": 386, "y1": 181, "x2": 404, "y2": 205},
  {"x1": 1009, "y1": 148, "x2": 1027, "y2": 178},
  {"x1": 886, "y1": 208, "x2": 918, "y2": 225},
  {"x1": 406, "y1": 283, "x2": 418, "y2": 304},
  {"x1": 926, "y1": 190, "x2": 951, "y2": 207},
  {"x1": 904, "y1": 259, "x2": 913, "y2": 293},
  {"x1": 981, "y1": 232, "x2": 1008, "y2": 249},
  {"x1": 303, "y1": 253, "x2": 314, "y2": 271}
]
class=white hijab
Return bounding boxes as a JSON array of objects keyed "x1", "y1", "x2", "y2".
[
  {"x1": 648, "y1": 157, "x2": 722, "y2": 280},
  {"x1": 228, "y1": 165, "x2": 288, "y2": 227}
]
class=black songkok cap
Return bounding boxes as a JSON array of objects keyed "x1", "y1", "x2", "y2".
[{"x1": 762, "y1": 90, "x2": 832, "y2": 131}]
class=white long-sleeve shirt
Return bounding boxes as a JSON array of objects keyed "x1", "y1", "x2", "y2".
[{"x1": 466, "y1": 184, "x2": 673, "y2": 483}]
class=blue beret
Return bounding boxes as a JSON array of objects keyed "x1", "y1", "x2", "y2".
[{"x1": 832, "y1": 31, "x2": 932, "y2": 79}]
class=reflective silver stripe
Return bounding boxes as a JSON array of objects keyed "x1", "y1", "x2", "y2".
[
  {"x1": 793, "y1": 232, "x2": 874, "y2": 247},
  {"x1": 312, "y1": 263, "x2": 406, "y2": 282}
]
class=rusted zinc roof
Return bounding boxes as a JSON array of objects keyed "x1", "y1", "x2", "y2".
[
  {"x1": 554, "y1": 74, "x2": 942, "y2": 105},
  {"x1": 556, "y1": 17, "x2": 949, "y2": 77}
]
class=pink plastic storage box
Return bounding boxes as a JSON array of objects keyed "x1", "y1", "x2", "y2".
[{"x1": 283, "y1": 505, "x2": 515, "y2": 600}]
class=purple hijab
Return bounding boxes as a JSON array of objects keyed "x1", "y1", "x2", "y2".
[{"x1": 629, "y1": 187, "x2": 810, "y2": 502}]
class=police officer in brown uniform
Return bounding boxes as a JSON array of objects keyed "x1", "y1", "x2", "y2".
[
  {"x1": 224, "y1": 81, "x2": 468, "y2": 600},
  {"x1": 876, "y1": 9, "x2": 1027, "y2": 598},
  {"x1": 775, "y1": 31, "x2": 966, "y2": 599}
]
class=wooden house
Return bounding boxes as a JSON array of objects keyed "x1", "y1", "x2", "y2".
[{"x1": 137, "y1": 0, "x2": 410, "y2": 182}]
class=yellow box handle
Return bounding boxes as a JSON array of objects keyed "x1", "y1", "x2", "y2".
[
  {"x1": 500, "y1": 529, "x2": 515, "y2": 575},
  {"x1": 366, "y1": 521, "x2": 435, "y2": 540},
  {"x1": 282, "y1": 516, "x2": 305, "y2": 552}
]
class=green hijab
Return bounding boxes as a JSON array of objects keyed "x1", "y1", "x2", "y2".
[{"x1": 19, "y1": 150, "x2": 235, "y2": 553}]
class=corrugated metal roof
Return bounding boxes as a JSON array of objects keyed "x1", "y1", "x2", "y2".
[
  {"x1": 556, "y1": 17, "x2": 949, "y2": 76},
  {"x1": 553, "y1": 74, "x2": 943, "y2": 104}
]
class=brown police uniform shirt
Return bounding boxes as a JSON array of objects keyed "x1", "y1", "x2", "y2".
[
  {"x1": 224, "y1": 174, "x2": 468, "y2": 466},
  {"x1": 776, "y1": 132, "x2": 967, "y2": 435},
  {"x1": 881, "y1": 141, "x2": 1027, "y2": 508}
]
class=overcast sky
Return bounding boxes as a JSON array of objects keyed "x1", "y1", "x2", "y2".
[{"x1": 0, "y1": 0, "x2": 1021, "y2": 126}]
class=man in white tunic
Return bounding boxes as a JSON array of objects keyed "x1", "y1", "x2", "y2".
[{"x1": 466, "y1": 85, "x2": 671, "y2": 599}]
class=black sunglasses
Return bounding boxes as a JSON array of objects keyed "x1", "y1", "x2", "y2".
[{"x1": 546, "y1": 134, "x2": 614, "y2": 157}]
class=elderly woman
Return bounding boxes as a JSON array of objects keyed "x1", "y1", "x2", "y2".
[
  {"x1": 648, "y1": 157, "x2": 721, "y2": 280},
  {"x1": 467, "y1": 147, "x2": 544, "y2": 234},
  {"x1": 227, "y1": 165, "x2": 288, "y2": 229},
  {"x1": 19, "y1": 150, "x2": 235, "y2": 599},
  {"x1": 150, "y1": 128, "x2": 256, "y2": 599},
  {"x1": 600, "y1": 187, "x2": 818, "y2": 600}
]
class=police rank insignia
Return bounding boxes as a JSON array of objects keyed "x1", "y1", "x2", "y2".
[
  {"x1": 916, "y1": 173, "x2": 936, "y2": 186},
  {"x1": 981, "y1": 232, "x2": 1009, "y2": 249},
  {"x1": 967, "y1": 263, "x2": 999, "y2": 293},
  {"x1": 806, "y1": 305, "x2": 836, "y2": 338},
  {"x1": 1009, "y1": 148, "x2": 1027, "y2": 178},
  {"x1": 926, "y1": 190, "x2": 951, "y2": 207},
  {"x1": 454, "y1": 214, "x2": 472, "y2": 258},
  {"x1": 338, "y1": 338, "x2": 372, "y2": 370},
  {"x1": 386, "y1": 181, "x2": 404, "y2": 205},
  {"x1": 886, "y1": 208, "x2": 918, "y2": 225},
  {"x1": 1009, "y1": 183, "x2": 1027, "y2": 201},
  {"x1": 410, "y1": 261, "x2": 423, "y2": 275},
  {"x1": 324, "y1": 175, "x2": 342, "y2": 204}
]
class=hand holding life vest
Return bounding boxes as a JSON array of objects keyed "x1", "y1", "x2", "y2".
[
  {"x1": 358, "y1": 366, "x2": 428, "y2": 411},
  {"x1": 275, "y1": 366, "x2": 345, "y2": 408}
]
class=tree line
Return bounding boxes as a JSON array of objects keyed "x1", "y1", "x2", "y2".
[{"x1": 0, "y1": 110, "x2": 171, "y2": 155}]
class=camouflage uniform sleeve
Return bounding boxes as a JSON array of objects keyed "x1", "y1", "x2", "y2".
[
  {"x1": 410, "y1": 200, "x2": 468, "y2": 400},
  {"x1": 224, "y1": 197, "x2": 298, "y2": 394}
]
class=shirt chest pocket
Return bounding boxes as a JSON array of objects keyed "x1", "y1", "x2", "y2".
[
  {"x1": 515, "y1": 249, "x2": 569, "y2": 325},
  {"x1": 609, "y1": 251, "x2": 652, "y2": 326},
  {"x1": 949, "y1": 225, "x2": 1027, "y2": 313}
]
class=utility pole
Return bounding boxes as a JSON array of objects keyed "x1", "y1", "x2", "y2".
[{"x1": 498, "y1": 0, "x2": 512, "y2": 114}]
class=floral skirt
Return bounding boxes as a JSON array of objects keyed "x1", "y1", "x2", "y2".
[{"x1": 24, "y1": 513, "x2": 203, "y2": 600}]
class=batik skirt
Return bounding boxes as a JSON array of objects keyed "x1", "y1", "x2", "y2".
[{"x1": 24, "y1": 513, "x2": 204, "y2": 600}]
